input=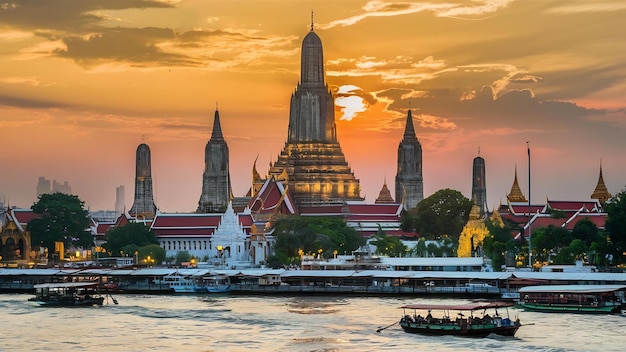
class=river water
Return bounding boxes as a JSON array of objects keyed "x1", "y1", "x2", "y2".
[{"x1": 1, "y1": 293, "x2": 624, "y2": 352}]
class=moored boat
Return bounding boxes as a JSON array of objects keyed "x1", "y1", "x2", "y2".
[
  {"x1": 31, "y1": 282, "x2": 106, "y2": 307},
  {"x1": 398, "y1": 301, "x2": 522, "y2": 337},
  {"x1": 155, "y1": 273, "x2": 206, "y2": 293},
  {"x1": 517, "y1": 284, "x2": 625, "y2": 314}
]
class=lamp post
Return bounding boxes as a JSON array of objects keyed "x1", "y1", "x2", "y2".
[{"x1": 527, "y1": 141, "x2": 532, "y2": 269}]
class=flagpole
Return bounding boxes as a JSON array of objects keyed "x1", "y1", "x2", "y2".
[{"x1": 527, "y1": 142, "x2": 532, "y2": 269}]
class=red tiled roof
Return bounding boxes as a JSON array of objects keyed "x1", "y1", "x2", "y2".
[
  {"x1": 96, "y1": 223, "x2": 113, "y2": 235},
  {"x1": 546, "y1": 200, "x2": 600, "y2": 212},
  {"x1": 528, "y1": 216, "x2": 567, "y2": 229},
  {"x1": 151, "y1": 213, "x2": 222, "y2": 228},
  {"x1": 11, "y1": 209, "x2": 40, "y2": 224},
  {"x1": 152, "y1": 229, "x2": 215, "y2": 237},
  {"x1": 563, "y1": 214, "x2": 607, "y2": 230}
]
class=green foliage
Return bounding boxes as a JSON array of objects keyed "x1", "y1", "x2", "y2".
[
  {"x1": 103, "y1": 222, "x2": 158, "y2": 256},
  {"x1": 411, "y1": 237, "x2": 427, "y2": 257},
  {"x1": 370, "y1": 225, "x2": 407, "y2": 257},
  {"x1": 28, "y1": 192, "x2": 92, "y2": 256},
  {"x1": 571, "y1": 218, "x2": 601, "y2": 247},
  {"x1": 604, "y1": 188, "x2": 626, "y2": 264},
  {"x1": 175, "y1": 251, "x2": 191, "y2": 265},
  {"x1": 272, "y1": 216, "x2": 366, "y2": 265},
  {"x1": 138, "y1": 244, "x2": 166, "y2": 266},
  {"x1": 414, "y1": 189, "x2": 473, "y2": 241},
  {"x1": 483, "y1": 216, "x2": 521, "y2": 270}
]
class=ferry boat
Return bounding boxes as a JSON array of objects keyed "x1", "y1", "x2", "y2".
[
  {"x1": 398, "y1": 301, "x2": 522, "y2": 337},
  {"x1": 517, "y1": 284, "x2": 626, "y2": 314},
  {"x1": 155, "y1": 273, "x2": 206, "y2": 293},
  {"x1": 201, "y1": 274, "x2": 233, "y2": 293},
  {"x1": 31, "y1": 282, "x2": 106, "y2": 307}
]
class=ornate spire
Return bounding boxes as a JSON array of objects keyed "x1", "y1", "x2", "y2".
[
  {"x1": 311, "y1": 10, "x2": 314, "y2": 32},
  {"x1": 403, "y1": 109, "x2": 417, "y2": 140},
  {"x1": 252, "y1": 155, "x2": 261, "y2": 182},
  {"x1": 591, "y1": 161, "x2": 611, "y2": 202},
  {"x1": 375, "y1": 179, "x2": 395, "y2": 204},
  {"x1": 507, "y1": 164, "x2": 527, "y2": 202},
  {"x1": 210, "y1": 108, "x2": 224, "y2": 141}
]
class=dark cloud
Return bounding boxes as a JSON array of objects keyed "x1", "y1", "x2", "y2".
[
  {"x1": 54, "y1": 27, "x2": 202, "y2": 67},
  {"x1": 0, "y1": 0, "x2": 173, "y2": 32},
  {"x1": 0, "y1": 94, "x2": 67, "y2": 109}
]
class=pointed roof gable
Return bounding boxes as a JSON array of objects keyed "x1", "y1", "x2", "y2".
[
  {"x1": 375, "y1": 180, "x2": 395, "y2": 204},
  {"x1": 507, "y1": 165, "x2": 527, "y2": 202},
  {"x1": 591, "y1": 163, "x2": 611, "y2": 202}
]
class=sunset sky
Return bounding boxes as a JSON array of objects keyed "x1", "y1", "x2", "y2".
[{"x1": 1, "y1": 0, "x2": 625, "y2": 213}]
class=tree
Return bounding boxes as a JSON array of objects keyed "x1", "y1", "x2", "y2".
[
  {"x1": 370, "y1": 226, "x2": 407, "y2": 257},
  {"x1": 28, "y1": 192, "x2": 92, "y2": 257},
  {"x1": 103, "y1": 222, "x2": 158, "y2": 257},
  {"x1": 413, "y1": 189, "x2": 473, "y2": 241},
  {"x1": 175, "y1": 250, "x2": 191, "y2": 265},
  {"x1": 272, "y1": 216, "x2": 366, "y2": 265},
  {"x1": 571, "y1": 218, "x2": 601, "y2": 247},
  {"x1": 138, "y1": 244, "x2": 166, "y2": 266},
  {"x1": 604, "y1": 188, "x2": 626, "y2": 264}
]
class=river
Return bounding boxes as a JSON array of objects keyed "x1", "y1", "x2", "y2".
[{"x1": 1, "y1": 293, "x2": 624, "y2": 351}]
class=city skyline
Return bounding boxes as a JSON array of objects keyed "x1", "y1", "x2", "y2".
[{"x1": 1, "y1": 1, "x2": 625, "y2": 212}]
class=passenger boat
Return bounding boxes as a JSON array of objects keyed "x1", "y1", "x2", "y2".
[
  {"x1": 399, "y1": 301, "x2": 522, "y2": 337},
  {"x1": 155, "y1": 273, "x2": 206, "y2": 293},
  {"x1": 517, "y1": 284, "x2": 625, "y2": 314},
  {"x1": 201, "y1": 274, "x2": 233, "y2": 293},
  {"x1": 31, "y1": 282, "x2": 106, "y2": 307}
]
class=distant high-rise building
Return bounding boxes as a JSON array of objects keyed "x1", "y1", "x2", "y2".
[
  {"x1": 197, "y1": 109, "x2": 231, "y2": 213},
  {"x1": 471, "y1": 150, "x2": 487, "y2": 216},
  {"x1": 115, "y1": 185, "x2": 125, "y2": 215},
  {"x1": 52, "y1": 180, "x2": 71, "y2": 194},
  {"x1": 267, "y1": 19, "x2": 363, "y2": 207},
  {"x1": 395, "y1": 109, "x2": 423, "y2": 210},
  {"x1": 37, "y1": 177, "x2": 71, "y2": 197},
  {"x1": 129, "y1": 143, "x2": 156, "y2": 219},
  {"x1": 36, "y1": 177, "x2": 51, "y2": 197}
]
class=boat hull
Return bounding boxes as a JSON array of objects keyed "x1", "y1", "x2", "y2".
[
  {"x1": 35, "y1": 296, "x2": 105, "y2": 307},
  {"x1": 517, "y1": 302, "x2": 622, "y2": 314},
  {"x1": 399, "y1": 321, "x2": 519, "y2": 337}
]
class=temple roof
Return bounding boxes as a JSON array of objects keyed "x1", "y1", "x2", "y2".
[
  {"x1": 375, "y1": 181, "x2": 395, "y2": 204},
  {"x1": 507, "y1": 165, "x2": 527, "y2": 202},
  {"x1": 591, "y1": 163, "x2": 611, "y2": 202}
]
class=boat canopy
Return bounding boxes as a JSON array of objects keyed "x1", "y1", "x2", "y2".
[
  {"x1": 34, "y1": 282, "x2": 99, "y2": 289},
  {"x1": 518, "y1": 285, "x2": 626, "y2": 294},
  {"x1": 400, "y1": 301, "x2": 515, "y2": 311}
]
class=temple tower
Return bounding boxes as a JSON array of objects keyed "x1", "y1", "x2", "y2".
[
  {"x1": 395, "y1": 109, "x2": 423, "y2": 210},
  {"x1": 471, "y1": 150, "x2": 487, "y2": 216},
  {"x1": 267, "y1": 18, "x2": 362, "y2": 207},
  {"x1": 591, "y1": 162, "x2": 611, "y2": 203},
  {"x1": 197, "y1": 109, "x2": 231, "y2": 213},
  {"x1": 129, "y1": 143, "x2": 156, "y2": 219},
  {"x1": 507, "y1": 165, "x2": 527, "y2": 203}
]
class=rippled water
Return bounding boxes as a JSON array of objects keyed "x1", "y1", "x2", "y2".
[{"x1": 1, "y1": 293, "x2": 624, "y2": 351}]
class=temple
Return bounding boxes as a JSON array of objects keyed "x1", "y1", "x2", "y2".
[
  {"x1": 395, "y1": 109, "x2": 423, "y2": 210},
  {"x1": 129, "y1": 143, "x2": 156, "y2": 219},
  {"x1": 591, "y1": 162, "x2": 611, "y2": 203},
  {"x1": 471, "y1": 150, "x2": 487, "y2": 216},
  {"x1": 266, "y1": 21, "x2": 363, "y2": 207},
  {"x1": 506, "y1": 165, "x2": 527, "y2": 203},
  {"x1": 197, "y1": 109, "x2": 232, "y2": 213}
]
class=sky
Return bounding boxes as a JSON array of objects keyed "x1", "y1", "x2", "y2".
[{"x1": 1, "y1": 0, "x2": 625, "y2": 213}]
